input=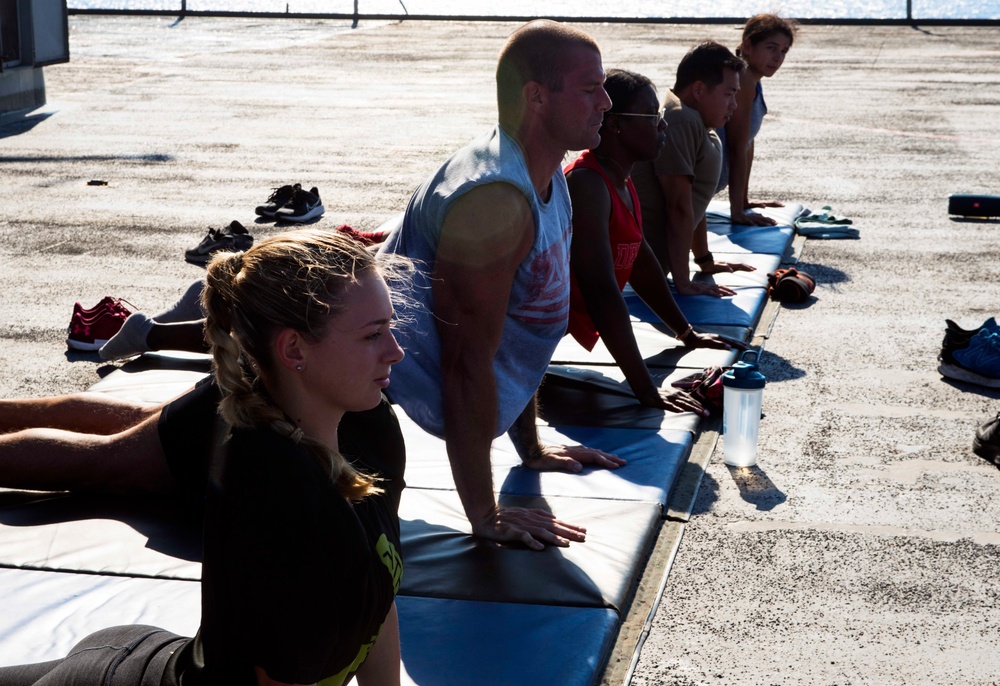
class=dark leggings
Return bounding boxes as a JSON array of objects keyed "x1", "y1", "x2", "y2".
[{"x1": 0, "y1": 625, "x2": 185, "y2": 686}]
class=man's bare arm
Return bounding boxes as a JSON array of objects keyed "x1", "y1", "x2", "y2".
[{"x1": 434, "y1": 182, "x2": 586, "y2": 549}]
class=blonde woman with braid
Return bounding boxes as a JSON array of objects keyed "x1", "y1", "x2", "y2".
[{"x1": 0, "y1": 228, "x2": 407, "y2": 686}]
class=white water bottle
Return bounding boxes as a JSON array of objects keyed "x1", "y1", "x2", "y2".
[{"x1": 722, "y1": 350, "x2": 766, "y2": 467}]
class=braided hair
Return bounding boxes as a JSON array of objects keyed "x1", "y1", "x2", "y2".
[{"x1": 202, "y1": 228, "x2": 404, "y2": 502}]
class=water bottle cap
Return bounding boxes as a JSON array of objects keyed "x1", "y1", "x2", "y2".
[{"x1": 722, "y1": 349, "x2": 767, "y2": 389}]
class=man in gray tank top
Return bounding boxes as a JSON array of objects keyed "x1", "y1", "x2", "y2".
[{"x1": 380, "y1": 20, "x2": 623, "y2": 550}]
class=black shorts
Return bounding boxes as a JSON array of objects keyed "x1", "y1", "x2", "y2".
[{"x1": 157, "y1": 375, "x2": 222, "y2": 500}]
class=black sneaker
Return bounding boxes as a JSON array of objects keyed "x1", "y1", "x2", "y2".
[
  {"x1": 255, "y1": 184, "x2": 299, "y2": 219},
  {"x1": 972, "y1": 412, "x2": 1000, "y2": 465},
  {"x1": 224, "y1": 220, "x2": 253, "y2": 243},
  {"x1": 944, "y1": 317, "x2": 999, "y2": 342},
  {"x1": 184, "y1": 221, "x2": 254, "y2": 265},
  {"x1": 276, "y1": 186, "x2": 324, "y2": 223}
]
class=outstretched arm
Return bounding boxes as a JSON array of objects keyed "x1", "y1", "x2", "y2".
[
  {"x1": 743, "y1": 143, "x2": 784, "y2": 210},
  {"x1": 690, "y1": 215, "x2": 757, "y2": 280},
  {"x1": 660, "y1": 175, "x2": 735, "y2": 297},
  {"x1": 726, "y1": 73, "x2": 776, "y2": 226},
  {"x1": 567, "y1": 167, "x2": 703, "y2": 413},
  {"x1": 434, "y1": 182, "x2": 585, "y2": 550},
  {"x1": 629, "y1": 240, "x2": 742, "y2": 360},
  {"x1": 508, "y1": 391, "x2": 625, "y2": 471}
]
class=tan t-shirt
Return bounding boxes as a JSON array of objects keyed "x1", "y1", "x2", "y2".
[{"x1": 631, "y1": 90, "x2": 722, "y2": 268}]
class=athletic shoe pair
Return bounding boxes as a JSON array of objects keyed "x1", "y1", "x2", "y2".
[
  {"x1": 67, "y1": 297, "x2": 134, "y2": 351},
  {"x1": 184, "y1": 220, "x2": 254, "y2": 265},
  {"x1": 938, "y1": 317, "x2": 1000, "y2": 388},
  {"x1": 255, "y1": 183, "x2": 325, "y2": 223}
]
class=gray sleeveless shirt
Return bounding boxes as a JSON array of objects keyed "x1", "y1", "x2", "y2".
[{"x1": 379, "y1": 125, "x2": 572, "y2": 438}]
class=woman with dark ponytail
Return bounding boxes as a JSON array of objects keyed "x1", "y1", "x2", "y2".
[
  {"x1": 0, "y1": 228, "x2": 408, "y2": 686},
  {"x1": 716, "y1": 14, "x2": 797, "y2": 226}
]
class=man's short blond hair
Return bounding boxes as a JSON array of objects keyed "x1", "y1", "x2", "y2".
[{"x1": 496, "y1": 20, "x2": 600, "y2": 123}]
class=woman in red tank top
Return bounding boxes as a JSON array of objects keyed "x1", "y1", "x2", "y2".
[{"x1": 564, "y1": 68, "x2": 743, "y2": 413}]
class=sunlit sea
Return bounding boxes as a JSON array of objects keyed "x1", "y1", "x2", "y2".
[{"x1": 67, "y1": 0, "x2": 1000, "y2": 20}]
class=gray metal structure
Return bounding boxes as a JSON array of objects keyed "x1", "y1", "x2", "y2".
[{"x1": 0, "y1": 0, "x2": 69, "y2": 115}]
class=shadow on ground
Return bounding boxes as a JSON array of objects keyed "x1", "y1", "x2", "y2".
[{"x1": 727, "y1": 464, "x2": 787, "y2": 511}]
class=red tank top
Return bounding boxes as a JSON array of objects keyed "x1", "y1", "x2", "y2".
[{"x1": 564, "y1": 150, "x2": 644, "y2": 351}]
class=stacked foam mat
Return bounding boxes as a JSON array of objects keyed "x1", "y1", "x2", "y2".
[{"x1": 0, "y1": 202, "x2": 802, "y2": 684}]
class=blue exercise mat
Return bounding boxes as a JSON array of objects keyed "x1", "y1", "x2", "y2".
[
  {"x1": 550, "y1": 322, "x2": 743, "y2": 370},
  {"x1": 0, "y1": 567, "x2": 200, "y2": 667},
  {"x1": 0, "y1": 490, "x2": 203, "y2": 580},
  {"x1": 703, "y1": 203, "x2": 798, "y2": 255},
  {"x1": 705, "y1": 200, "x2": 804, "y2": 229},
  {"x1": 706, "y1": 226, "x2": 794, "y2": 256},
  {"x1": 0, "y1": 568, "x2": 616, "y2": 686},
  {"x1": 494, "y1": 424, "x2": 693, "y2": 508},
  {"x1": 398, "y1": 596, "x2": 618, "y2": 686},
  {"x1": 679, "y1": 251, "x2": 782, "y2": 288},
  {"x1": 535, "y1": 377, "x2": 702, "y2": 432},
  {"x1": 398, "y1": 408, "x2": 692, "y2": 507},
  {"x1": 624, "y1": 286, "x2": 768, "y2": 329},
  {"x1": 398, "y1": 488, "x2": 660, "y2": 611},
  {"x1": 87, "y1": 352, "x2": 211, "y2": 405}
]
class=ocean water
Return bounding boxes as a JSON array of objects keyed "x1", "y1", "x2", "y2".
[{"x1": 68, "y1": 0, "x2": 1000, "y2": 20}]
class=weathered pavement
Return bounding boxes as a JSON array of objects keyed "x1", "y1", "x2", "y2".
[{"x1": 1, "y1": 17, "x2": 999, "y2": 685}]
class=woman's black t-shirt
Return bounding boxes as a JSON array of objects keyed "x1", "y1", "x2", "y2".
[{"x1": 163, "y1": 398, "x2": 405, "y2": 685}]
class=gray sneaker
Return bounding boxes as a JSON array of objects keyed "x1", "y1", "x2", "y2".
[{"x1": 972, "y1": 412, "x2": 1000, "y2": 465}]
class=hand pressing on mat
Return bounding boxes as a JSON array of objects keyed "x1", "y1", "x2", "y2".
[
  {"x1": 675, "y1": 280, "x2": 737, "y2": 298},
  {"x1": 475, "y1": 505, "x2": 588, "y2": 550},
  {"x1": 682, "y1": 331, "x2": 748, "y2": 351},
  {"x1": 732, "y1": 209, "x2": 777, "y2": 226},
  {"x1": 635, "y1": 386, "x2": 709, "y2": 416},
  {"x1": 506, "y1": 397, "x2": 625, "y2": 474},
  {"x1": 521, "y1": 443, "x2": 627, "y2": 473},
  {"x1": 699, "y1": 259, "x2": 757, "y2": 275}
]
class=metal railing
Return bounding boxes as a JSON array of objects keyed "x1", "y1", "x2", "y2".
[{"x1": 66, "y1": 0, "x2": 1000, "y2": 25}]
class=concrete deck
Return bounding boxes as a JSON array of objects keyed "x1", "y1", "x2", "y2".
[{"x1": 1, "y1": 16, "x2": 999, "y2": 685}]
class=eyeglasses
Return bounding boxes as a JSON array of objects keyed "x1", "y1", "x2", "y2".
[{"x1": 612, "y1": 112, "x2": 665, "y2": 123}]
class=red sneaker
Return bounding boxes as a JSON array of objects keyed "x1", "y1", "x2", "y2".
[
  {"x1": 73, "y1": 297, "x2": 133, "y2": 321},
  {"x1": 67, "y1": 308, "x2": 129, "y2": 351}
]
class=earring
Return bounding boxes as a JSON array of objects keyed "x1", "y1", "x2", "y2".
[{"x1": 295, "y1": 365, "x2": 303, "y2": 372}]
